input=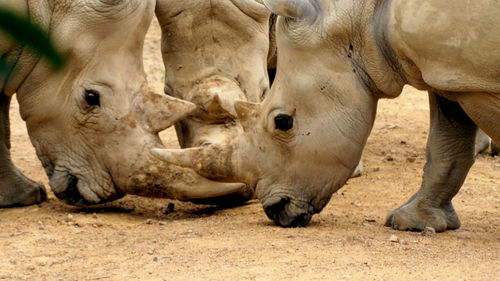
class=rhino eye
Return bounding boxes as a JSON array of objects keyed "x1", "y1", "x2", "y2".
[
  {"x1": 84, "y1": 89, "x2": 100, "y2": 107},
  {"x1": 274, "y1": 114, "x2": 294, "y2": 131}
]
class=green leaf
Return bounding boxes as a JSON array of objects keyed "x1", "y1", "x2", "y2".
[{"x1": 0, "y1": 7, "x2": 64, "y2": 69}]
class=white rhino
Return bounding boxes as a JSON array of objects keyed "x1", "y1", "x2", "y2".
[
  {"x1": 154, "y1": 0, "x2": 500, "y2": 229},
  {"x1": 0, "y1": 0, "x2": 244, "y2": 207},
  {"x1": 155, "y1": 0, "x2": 273, "y2": 204}
]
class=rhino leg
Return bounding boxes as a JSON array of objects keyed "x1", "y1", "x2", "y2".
[
  {"x1": 474, "y1": 129, "x2": 491, "y2": 155},
  {"x1": 492, "y1": 140, "x2": 499, "y2": 156},
  {"x1": 386, "y1": 91, "x2": 476, "y2": 232},
  {"x1": 0, "y1": 94, "x2": 46, "y2": 207}
]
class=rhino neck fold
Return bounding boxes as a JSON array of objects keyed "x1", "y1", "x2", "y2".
[
  {"x1": 364, "y1": 0, "x2": 407, "y2": 98},
  {"x1": 340, "y1": 0, "x2": 406, "y2": 99}
]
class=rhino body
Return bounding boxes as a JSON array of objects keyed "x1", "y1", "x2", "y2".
[
  {"x1": 154, "y1": 0, "x2": 500, "y2": 229},
  {"x1": 0, "y1": 0, "x2": 244, "y2": 207},
  {"x1": 155, "y1": 0, "x2": 274, "y2": 204}
]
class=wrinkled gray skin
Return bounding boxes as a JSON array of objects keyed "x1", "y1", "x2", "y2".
[
  {"x1": 154, "y1": 0, "x2": 500, "y2": 229},
  {"x1": 155, "y1": 0, "x2": 273, "y2": 205},
  {"x1": 0, "y1": 0, "x2": 245, "y2": 207},
  {"x1": 475, "y1": 129, "x2": 498, "y2": 156}
]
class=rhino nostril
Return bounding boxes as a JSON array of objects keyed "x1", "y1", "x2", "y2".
[
  {"x1": 52, "y1": 174, "x2": 89, "y2": 206},
  {"x1": 264, "y1": 197, "x2": 290, "y2": 221},
  {"x1": 289, "y1": 212, "x2": 312, "y2": 227},
  {"x1": 263, "y1": 196, "x2": 314, "y2": 227}
]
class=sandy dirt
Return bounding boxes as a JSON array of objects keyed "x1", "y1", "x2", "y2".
[{"x1": 0, "y1": 19, "x2": 499, "y2": 281}]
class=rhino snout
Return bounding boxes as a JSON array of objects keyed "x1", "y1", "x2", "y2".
[
  {"x1": 49, "y1": 171, "x2": 89, "y2": 206},
  {"x1": 48, "y1": 167, "x2": 118, "y2": 206},
  {"x1": 262, "y1": 195, "x2": 314, "y2": 227}
]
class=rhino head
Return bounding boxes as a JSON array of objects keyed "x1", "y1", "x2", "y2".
[
  {"x1": 156, "y1": 0, "x2": 272, "y2": 147},
  {"x1": 153, "y1": 0, "x2": 384, "y2": 226},
  {"x1": 155, "y1": 0, "x2": 273, "y2": 202},
  {"x1": 12, "y1": 0, "x2": 244, "y2": 205}
]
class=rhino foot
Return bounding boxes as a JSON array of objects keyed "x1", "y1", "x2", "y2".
[
  {"x1": 0, "y1": 171, "x2": 47, "y2": 207},
  {"x1": 385, "y1": 199, "x2": 460, "y2": 232}
]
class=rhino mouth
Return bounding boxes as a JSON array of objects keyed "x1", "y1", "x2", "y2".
[
  {"x1": 47, "y1": 163, "x2": 120, "y2": 206},
  {"x1": 52, "y1": 174, "x2": 90, "y2": 206}
]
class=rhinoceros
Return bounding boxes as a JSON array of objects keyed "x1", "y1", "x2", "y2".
[
  {"x1": 153, "y1": 0, "x2": 500, "y2": 229},
  {"x1": 155, "y1": 0, "x2": 274, "y2": 204},
  {"x1": 0, "y1": 0, "x2": 245, "y2": 207}
]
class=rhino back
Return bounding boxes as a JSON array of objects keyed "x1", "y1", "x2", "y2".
[{"x1": 389, "y1": 0, "x2": 500, "y2": 93}]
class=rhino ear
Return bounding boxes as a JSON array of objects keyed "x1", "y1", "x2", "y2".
[
  {"x1": 234, "y1": 100, "x2": 259, "y2": 132},
  {"x1": 262, "y1": 0, "x2": 320, "y2": 23}
]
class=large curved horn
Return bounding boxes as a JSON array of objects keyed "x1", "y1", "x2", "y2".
[
  {"x1": 151, "y1": 144, "x2": 236, "y2": 180},
  {"x1": 124, "y1": 158, "x2": 248, "y2": 201},
  {"x1": 262, "y1": 0, "x2": 321, "y2": 23},
  {"x1": 162, "y1": 171, "x2": 247, "y2": 201},
  {"x1": 135, "y1": 91, "x2": 196, "y2": 133}
]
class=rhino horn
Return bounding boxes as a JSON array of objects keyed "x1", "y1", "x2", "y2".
[
  {"x1": 234, "y1": 100, "x2": 259, "y2": 132},
  {"x1": 262, "y1": 0, "x2": 320, "y2": 23},
  {"x1": 152, "y1": 144, "x2": 236, "y2": 180},
  {"x1": 172, "y1": 177, "x2": 247, "y2": 201},
  {"x1": 136, "y1": 91, "x2": 196, "y2": 133},
  {"x1": 205, "y1": 93, "x2": 238, "y2": 119}
]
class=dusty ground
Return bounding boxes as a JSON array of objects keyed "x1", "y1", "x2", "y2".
[{"x1": 1, "y1": 19, "x2": 499, "y2": 281}]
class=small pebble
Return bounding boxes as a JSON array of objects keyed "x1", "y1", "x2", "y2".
[
  {"x1": 422, "y1": 226, "x2": 436, "y2": 236},
  {"x1": 364, "y1": 218, "x2": 376, "y2": 223},
  {"x1": 158, "y1": 221, "x2": 167, "y2": 226},
  {"x1": 161, "y1": 203, "x2": 175, "y2": 214},
  {"x1": 406, "y1": 157, "x2": 416, "y2": 163},
  {"x1": 64, "y1": 214, "x2": 73, "y2": 222},
  {"x1": 153, "y1": 257, "x2": 158, "y2": 262},
  {"x1": 146, "y1": 219, "x2": 154, "y2": 225},
  {"x1": 389, "y1": 234, "x2": 399, "y2": 242}
]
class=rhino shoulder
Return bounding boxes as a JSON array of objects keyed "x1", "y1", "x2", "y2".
[{"x1": 389, "y1": 0, "x2": 500, "y2": 93}]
